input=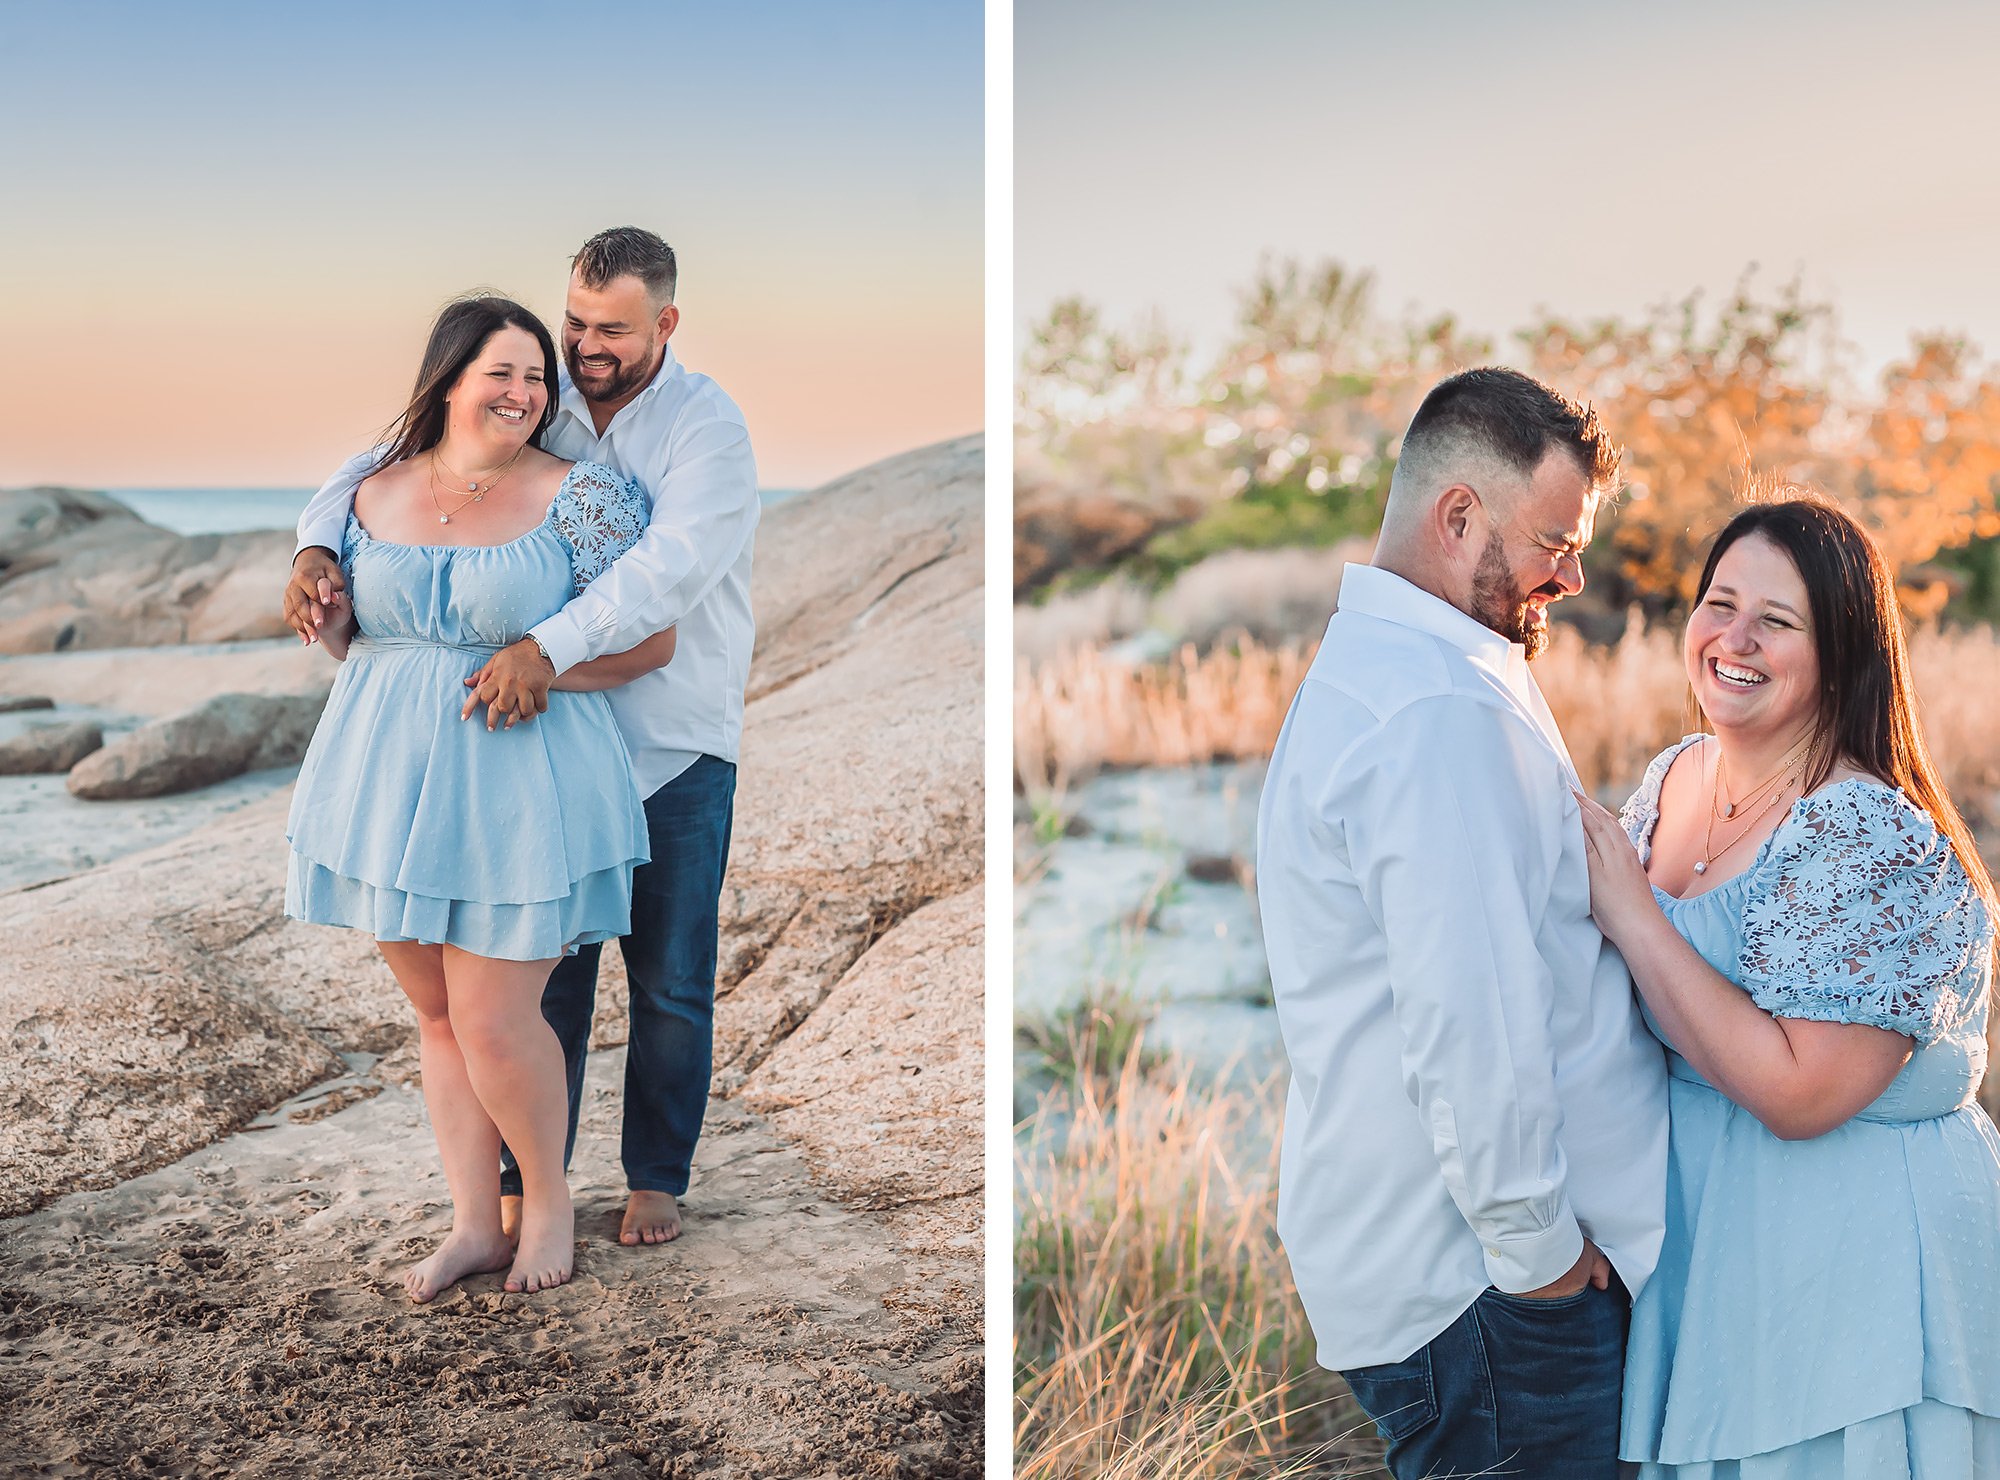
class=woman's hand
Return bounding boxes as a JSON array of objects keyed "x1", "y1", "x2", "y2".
[
  {"x1": 1571, "y1": 789, "x2": 1659, "y2": 944},
  {"x1": 314, "y1": 589, "x2": 356, "y2": 661}
]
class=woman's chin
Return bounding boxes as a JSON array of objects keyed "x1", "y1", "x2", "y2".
[{"x1": 1696, "y1": 680, "x2": 1758, "y2": 729}]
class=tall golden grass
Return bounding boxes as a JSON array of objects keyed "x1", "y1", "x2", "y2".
[
  {"x1": 1014, "y1": 617, "x2": 2000, "y2": 833},
  {"x1": 1014, "y1": 1038, "x2": 1380, "y2": 1478}
]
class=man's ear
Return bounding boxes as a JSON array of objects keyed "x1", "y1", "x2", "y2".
[
  {"x1": 1436, "y1": 483, "x2": 1481, "y2": 551},
  {"x1": 656, "y1": 302, "x2": 680, "y2": 340}
]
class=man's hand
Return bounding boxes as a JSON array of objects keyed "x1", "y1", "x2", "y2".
[
  {"x1": 461, "y1": 638, "x2": 556, "y2": 730},
  {"x1": 283, "y1": 547, "x2": 346, "y2": 644},
  {"x1": 1510, "y1": 1237, "x2": 1612, "y2": 1301}
]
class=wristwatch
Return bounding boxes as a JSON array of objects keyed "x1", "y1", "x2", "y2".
[{"x1": 528, "y1": 635, "x2": 555, "y2": 670}]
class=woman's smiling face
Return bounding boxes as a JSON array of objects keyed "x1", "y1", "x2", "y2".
[
  {"x1": 1685, "y1": 531, "x2": 1822, "y2": 739},
  {"x1": 444, "y1": 325, "x2": 548, "y2": 447}
]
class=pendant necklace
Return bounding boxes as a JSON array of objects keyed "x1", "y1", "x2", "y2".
[
  {"x1": 1694, "y1": 734, "x2": 1815, "y2": 876},
  {"x1": 428, "y1": 445, "x2": 526, "y2": 525},
  {"x1": 1710, "y1": 730, "x2": 1813, "y2": 821}
]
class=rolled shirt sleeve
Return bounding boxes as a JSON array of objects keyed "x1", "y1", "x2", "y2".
[
  {"x1": 294, "y1": 448, "x2": 379, "y2": 559},
  {"x1": 529, "y1": 416, "x2": 757, "y2": 675},
  {"x1": 1340, "y1": 694, "x2": 1585, "y2": 1292}
]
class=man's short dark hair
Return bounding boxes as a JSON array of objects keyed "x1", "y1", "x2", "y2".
[
  {"x1": 572, "y1": 226, "x2": 677, "y2": 304},
  {"x1": 1399, "y1": 367, "x2": 1620, "y2": 494}
]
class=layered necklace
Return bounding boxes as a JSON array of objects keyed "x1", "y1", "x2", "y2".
[
  {"x1": 1693, "y1": 731, "x2": 1817, "y2": 876},
  {"x1": 427, "y1": 444, "x2": 528, "y2": 525}
]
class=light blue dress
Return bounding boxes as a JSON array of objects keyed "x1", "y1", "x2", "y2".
[
  {"x1": 285, "y1": 460, "x2": 651, "y2": 962},
  {"x1": 1619, "y1": 735, "x2": 2000, "y2": 1478}
]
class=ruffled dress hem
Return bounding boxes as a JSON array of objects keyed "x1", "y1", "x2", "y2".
[
  {"x1": 1628, "y1": 1397, "x2": 2000, "y2": 1477},
  {"x1": 287, "y1": 851, "x2": 642, "y2": 962}
]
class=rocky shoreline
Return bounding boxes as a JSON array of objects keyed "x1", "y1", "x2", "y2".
[{"x1": 0, "y1": 434, "x2": 984, "y2": 1476}]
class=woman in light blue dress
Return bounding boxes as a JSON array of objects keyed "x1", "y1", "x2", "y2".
[
  {"x1": 284, "y1": 297, "x2": 671, "y2": 1302},
  {"x1": 1574, "y1": 497, "x2": 2000, "y2": 1477}
]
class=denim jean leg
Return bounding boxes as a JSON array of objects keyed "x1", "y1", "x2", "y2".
[
  {"x1": 497, "y1": 942, "x2": 603, "y2": 1197},
  {"x1": 1342, "y1": 1299, "x2": 1498, "y2": 1480},
  {"x1": 1469, "y1": 1277, "x2": 1630, "y2": 1479},
  {"x1": 620, "y1": 755, "x2": 737, "y2": 1195}
]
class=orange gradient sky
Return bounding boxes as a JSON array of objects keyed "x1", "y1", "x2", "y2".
[{"x1": 0, "y1": 2, "x2": 981, "y2": 490}]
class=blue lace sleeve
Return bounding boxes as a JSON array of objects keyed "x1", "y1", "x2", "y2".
[
  {"x1": 1619, "y1": 734, "x2": 1706, "y2": 863},
  {"x1": 1737, "y1": 783, "x2": 1992, "y2": 1044},
  {"x1": 551, "y1": 462, "x2": 649, "y2": 592}
]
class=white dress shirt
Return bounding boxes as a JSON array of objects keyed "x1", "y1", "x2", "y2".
[
  {"x1": 1257, "y1": 563, "x2": 1668, "y2": 1371},
  {"x1": 296, "y1": 344, "x2": 757, "y2": 798}
]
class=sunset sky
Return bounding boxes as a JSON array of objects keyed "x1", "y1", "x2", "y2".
[
  {"x1": 1018, "y1": 0, "x2": 2000, "y2": 382},
  {"x1": 0, "y1": 0, "x2": 981, "y2": 489}
]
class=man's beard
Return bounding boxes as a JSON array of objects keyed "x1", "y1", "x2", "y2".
[
  {"x1": 1468, "y1": 527, "x2": 1558, "y2": 660},
  {"x1": 565, "y1": 337, "x2": 656, "y2": 406}
]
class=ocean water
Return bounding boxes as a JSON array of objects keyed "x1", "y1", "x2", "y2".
[{"x1": 109, "y1": 485, "x2": 803, "y2": 537}]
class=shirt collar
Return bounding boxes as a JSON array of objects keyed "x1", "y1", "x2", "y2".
[
  {"x1": 555, "y1": 341, "x2": 682, "y2": 435},
  {"x1": 1337, "y1": 563, "x2": 1575, "y2": 779},
  {"x1": 1336, "y1": 563, "x2": 1522, "y2": 669}
]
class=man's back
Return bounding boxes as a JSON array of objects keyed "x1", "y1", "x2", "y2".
[{"x1": 1256, "y1": 564, "x2": 1668, "y2": 1371}]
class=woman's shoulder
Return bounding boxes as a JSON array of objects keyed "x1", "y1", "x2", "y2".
[
  {"x1": 1619, "y1": 733, "x2": 1708, "y2": 852},
  {"x1": 557, "y1": 459, "x2": 640, "y2": 496},
  {"x1": 1776, "y1": 770, "x2": 1944, "y2": 862},
  {"x1": 1744, "y1": 770, "x2": 1974, "y2": 923}
]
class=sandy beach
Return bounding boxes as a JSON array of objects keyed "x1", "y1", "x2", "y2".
[{"x1": 0, "y1": 1041, "x2": 979, "y2": 1479}]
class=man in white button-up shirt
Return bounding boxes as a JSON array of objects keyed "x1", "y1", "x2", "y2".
[
  {"x1": 284, "y1": 228, "x2": 755, "y2": 1249},
  {"x1": 1258, "y1": 368, "x2": 1668, "y2": 1478}
]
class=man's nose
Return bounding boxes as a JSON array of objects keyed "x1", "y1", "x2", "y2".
[{"x1": 1554, "y1": 550, "x2": 1584, "y2": 596}]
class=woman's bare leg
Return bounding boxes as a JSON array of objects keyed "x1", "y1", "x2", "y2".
[
  {"x1": 441, "y1": 946, "x2": 574, "y2": 1293},
  {"x1": 376, "y1": 940, "x2": 514, "y2": 1301}
]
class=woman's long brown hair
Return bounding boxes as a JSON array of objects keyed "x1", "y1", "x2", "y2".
[{"x1": 1693, "y1": 496, "x2": 1996, "y2": 911}]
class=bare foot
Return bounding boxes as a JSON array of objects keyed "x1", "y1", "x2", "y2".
[
  {"x1": 620, "y1": 1189, "x2": 683, "y2": 1245},
  {"x1": 403, "y1": 1228, "x2": 514, "y2": 1303},
  {"x1": 500, "y1": 1194, "x2": 522, "y2": 1242},
  {"x1": 504, "y1": 1197, "x2": 575, "y2": 1294}
]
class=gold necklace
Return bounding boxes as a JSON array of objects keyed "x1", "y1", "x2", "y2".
[
  {"x1": 428, "y1": 455, "x2": 489, "y2": 526},
  {"x1": 1694, "y1": 735, "x2": 1815, "y2": 875},
  {"x1": 1711, "y1": 730, "x2": 1814, "y2": 821},
  {"x1": 432, "y1": 441, "x2": 528, "y2": 497}
]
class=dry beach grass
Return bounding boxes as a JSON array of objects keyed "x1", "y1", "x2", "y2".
[
  {"x1": 1014, "y1": 1032, "x2": 1379, "y2": 1479},
  {"x1": 1014, "y1": 617, "x2": 2000, "y2": 830}
]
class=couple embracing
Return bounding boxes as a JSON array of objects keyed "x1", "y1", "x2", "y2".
[
  {"x1": 1260, "y1": 369, "x2": 2000, "y2": 1476},
  {"x1": 279, "y1": 227, "x2": 750, "y2": 1301}
]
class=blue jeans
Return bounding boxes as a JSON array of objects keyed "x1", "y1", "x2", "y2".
[
  {"x1": 1339, "y1": 1276, "x2": 1629, "y2": 1479},
  {"x1": 500, "y1": 754, "x2": 737, "y2": 1198}
]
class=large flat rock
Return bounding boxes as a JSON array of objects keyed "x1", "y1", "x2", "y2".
[
  {"x1": 0, "y1": 638, "x2": 328, "y2": 717},
  {"x1": 0, "y1": 505, "x2": 294, "y2": 654}
]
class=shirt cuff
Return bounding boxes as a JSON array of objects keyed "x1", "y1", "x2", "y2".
[
  {"x1": 1480, "y1": 1208, "x2": 1585, "y2": 1293},
  {"x1": 528, "y1": 612, "x2": 587, "y2": 678}
]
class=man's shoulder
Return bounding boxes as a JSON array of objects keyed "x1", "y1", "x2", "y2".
[
  {"x1": 654, "y1": 358, "x2": 749, "y2": 438},
  {"x1": 1305, "y1": 609, "x2": 1500, "y2": 722},
  {"x1": 1287, "y1": 614, "x2": 1552, "y2": 785}
]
